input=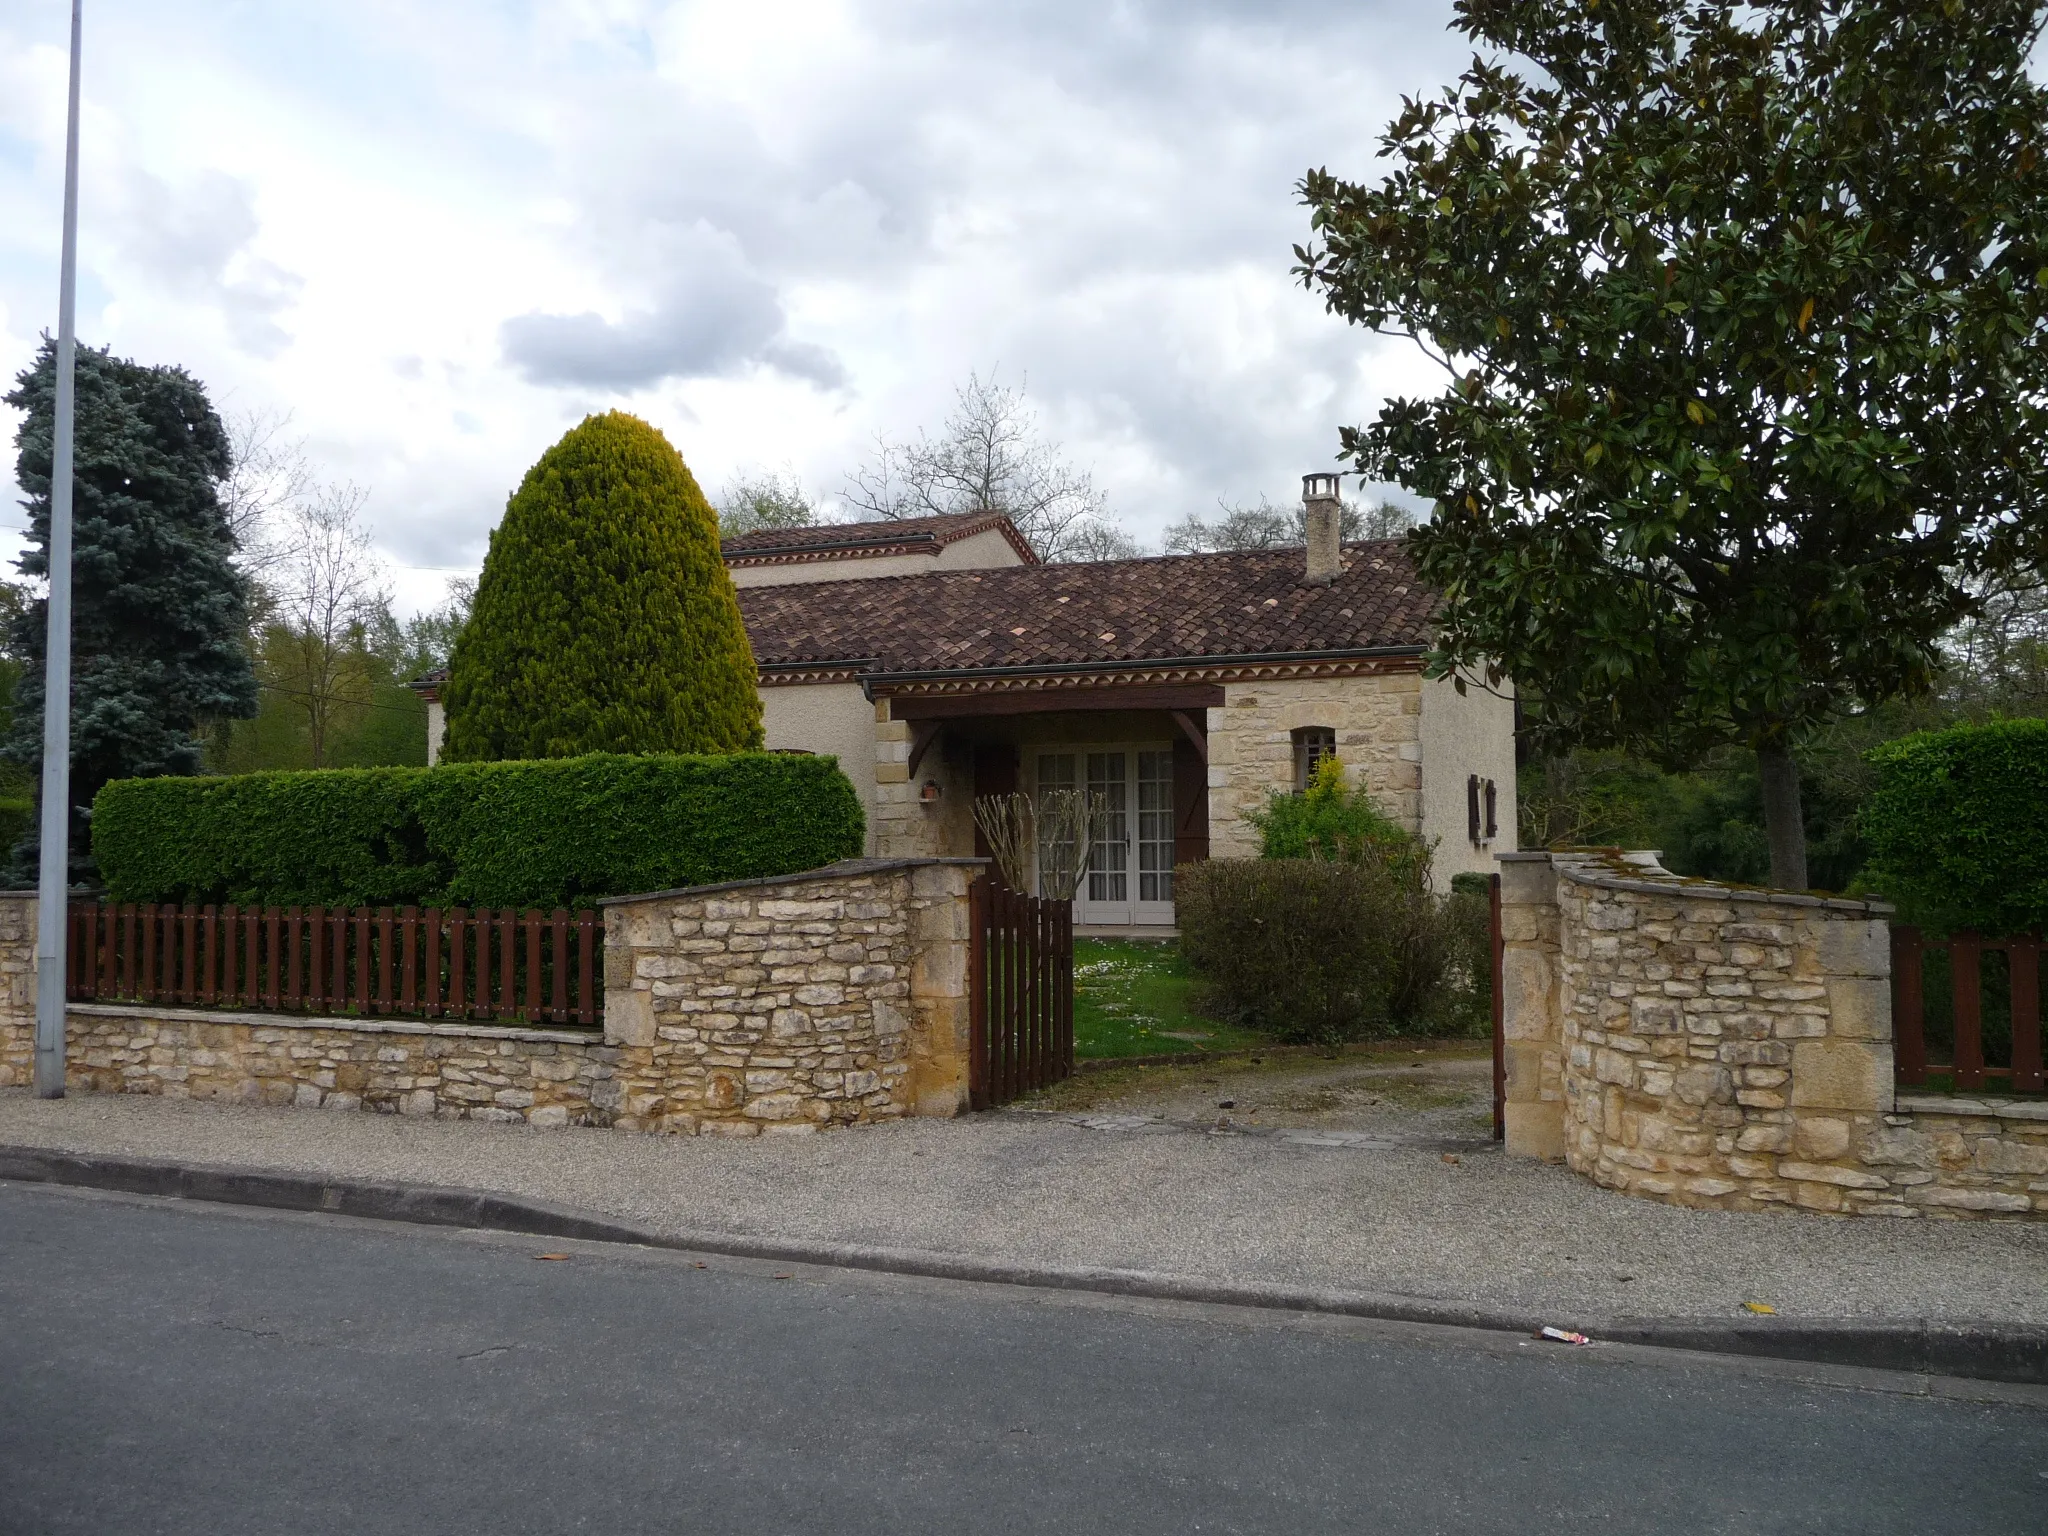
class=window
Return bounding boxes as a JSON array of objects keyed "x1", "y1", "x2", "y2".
[{"x1": 1292, "y1": 727, "x2": 1337, "y2": 791}]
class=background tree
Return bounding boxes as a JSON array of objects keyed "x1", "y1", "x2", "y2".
[
  {"x1": 716, "y1": 469, "x2": 819, "y2": 538},
  {"x1": 1297, "y1": 0, "x2": 2048, "y2": 889},
  {"x1": 843, "y1": 371, "x2": 1128, "y2": 562},
  {"x1": 1163, "y1": 496, "x2": 1414, "y2": 553},
  {"x1": 262, "y1": 483, "x2": 388, "y2": 768},
  {"x1": 3, "y1": 339, "x2": 258, "y2": 877},
  {"x1": 442, "y1": 412, "x2": 763, "y2": 761}
]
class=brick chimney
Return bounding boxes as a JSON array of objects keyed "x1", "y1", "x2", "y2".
[{"x1": 1302, "y1": 472, "x2": 1341, "y2": 586}]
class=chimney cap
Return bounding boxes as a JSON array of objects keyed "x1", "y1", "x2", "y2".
[{"x1": 1302, "y1": 472, "x2": 1341, "y2": 501}]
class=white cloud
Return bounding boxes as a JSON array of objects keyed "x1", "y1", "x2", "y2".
[{"x1": 0, "y1": 0, "x2": 1472, "y2": 606}]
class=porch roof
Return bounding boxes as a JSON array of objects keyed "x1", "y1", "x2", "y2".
[{"x1": 738, "y1": 541, "x2": 1434, "y2": 681}]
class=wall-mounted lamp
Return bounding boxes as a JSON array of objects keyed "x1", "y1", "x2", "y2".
[{"x1": 919, "y1": 780, "x2": 942, "y2": 806}]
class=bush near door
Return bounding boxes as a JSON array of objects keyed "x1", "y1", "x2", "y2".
[{"x1": 91, "y1": 751, "x2": 865, "y2": 911}]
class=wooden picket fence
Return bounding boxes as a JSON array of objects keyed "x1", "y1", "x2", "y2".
[
  {"x1": 967, "y1": 877, "x2": 1074, "y2": 1109},
  {"x1": 1891, "y1": 927, "x2": 2044, "y2": 1094},
  {"x1": 66, "y1": 901, "x2": 604, "y2": 1029}
]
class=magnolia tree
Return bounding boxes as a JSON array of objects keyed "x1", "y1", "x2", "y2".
[{"x1": 1297, "y1": 0, "x2": 2048, "y2": 888}]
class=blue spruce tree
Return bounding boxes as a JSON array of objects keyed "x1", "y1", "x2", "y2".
[{"x1": 4, "y1": 339, "x2": 259, "y2": 878}]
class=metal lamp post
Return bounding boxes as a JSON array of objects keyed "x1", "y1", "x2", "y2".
[{"x1": 33, "y1": 0, "x2": 83, "y2": 1098}]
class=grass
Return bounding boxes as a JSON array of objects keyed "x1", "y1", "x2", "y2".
[{"x1": 1071, "y1": 939, "x2": 1265, "y2": 1059}]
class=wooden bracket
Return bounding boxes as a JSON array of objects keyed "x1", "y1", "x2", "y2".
[
  {"x1": 1170, "y1": 710, "x2": 1208, "y2": 763},
  {"x1": 907, "y1": 720, "x2": 943, "y2": 779}
]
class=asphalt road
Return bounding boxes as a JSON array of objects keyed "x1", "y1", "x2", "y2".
[{"x1": 2, "y1": 1184, "x2": 2044, "y2": 1535}]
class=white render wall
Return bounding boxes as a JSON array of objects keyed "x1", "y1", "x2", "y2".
[
  {"x1": 1420, "y1": 669, "x2": 1519, "y2": 883},
  {"x1": 761, "y1": 682, "x2": 881, "y2": 847}
]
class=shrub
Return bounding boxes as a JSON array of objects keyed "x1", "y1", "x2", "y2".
[
  {"x1": 91, "y1": 752, "x2": 864, "y2": 910},
  {"x1": 442, "y1": 412, "x2": 763, "y2": 761},
  {"x1": 1861, "y1": 718, "x2": 2048, "y2": 935},
  {"x1": 1177, "y1": 859, "x2": 1408, "y2": 1045},
  {"x1": 1248, "y1": 756, "x2": 1425, "y2": 881}
]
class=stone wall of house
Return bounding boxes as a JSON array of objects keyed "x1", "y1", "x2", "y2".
[
  {"x1": 1206, "y1": 669, "x2": 1424, "y2": 858},
  {"x1": 0, "y1": 858, "x2": 981, "y2": 1137},
  {"x1": 1499, "y1": 851, "x2": 2048, "y2": 1219}
]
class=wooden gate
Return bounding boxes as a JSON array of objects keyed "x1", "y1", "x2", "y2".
[{"x1": 968, "y1": 876, "x2": 1074, "y2": 1108}]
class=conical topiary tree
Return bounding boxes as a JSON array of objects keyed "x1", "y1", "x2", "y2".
[{"x1": 441, "y1": 412, "x2": 763, "y2": 761}]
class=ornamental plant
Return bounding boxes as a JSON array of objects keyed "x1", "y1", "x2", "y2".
[
  {"x1": 1249, "y1": 756, "x2": 1426, "y2": 884},
  {"x1": 1297, "y1": 0, "x2": 2048, "y2": 891},
  {"x1": 442, "y1": 412, "x2": 762, "y2": 761}
]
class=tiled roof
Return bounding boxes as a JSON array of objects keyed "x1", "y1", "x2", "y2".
[
  {"x1": 737, "y1": 542, "x2": 1434, "y2": 676},
  {"x1": 719, "y1": 510, "x2": 1038, "y2": 566}
]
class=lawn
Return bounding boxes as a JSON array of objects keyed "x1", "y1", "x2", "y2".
[{"x1": 1071, "y1": 939, "x2": 1265, "y2": 1059}]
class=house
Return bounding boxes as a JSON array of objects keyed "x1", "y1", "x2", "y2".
[{"x1": 416, "y1": 477, "x2": 1517, "y2": 933}]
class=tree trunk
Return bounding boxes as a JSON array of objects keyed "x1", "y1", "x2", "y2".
[{"x1": 1755, "y1": 740, "x2": 1808, "y2": 892}]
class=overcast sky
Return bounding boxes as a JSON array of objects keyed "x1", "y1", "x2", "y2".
[{"x1": 0, "y1": 1, "x2": 1470, "y2": 612}]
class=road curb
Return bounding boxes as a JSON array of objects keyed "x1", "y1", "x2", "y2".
[{"x1": 5, "y1": 1142, "x2": 2045, "y2": 1386}]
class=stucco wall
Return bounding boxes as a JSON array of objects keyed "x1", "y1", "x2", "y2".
[
  {"x1": 1205, "y1": 670, "x2": 1424, "y2": 859},
  {"x1": 1420, "y1": 670, "x2": 1519, "y2": 884},
  {"x1": 760, "y1": 681, "x2": 879, "y2": 847},
  {"x1": 727, "y1": 527, "x2": 1027, "y2": 588},
  {"x1": 1499, "y1": 851, "x2": 2047, "y2": 1220},
  {"x1": 425, "y1": 699, "x2": 446, "y2": 766}
]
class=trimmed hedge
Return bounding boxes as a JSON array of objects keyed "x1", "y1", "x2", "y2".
[
  {"x1": 91, "y1": 752, "x2": 865, "y2": 911},
  {"x1": 1862, "y1": 718, "x2": 2048, "y2": 935}
]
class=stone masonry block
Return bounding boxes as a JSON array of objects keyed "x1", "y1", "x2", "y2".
[
  {"x1": 1500, "y1": 950, "x2": 1554, "y2": 1042},
  {"x1": 1813, "y1": 918, "x2": 1890, "y2": 978},
  {"x1": 1790, "y1": 1038, "x2": 1889, "y2": 1112},
  {"x1": 1825, "y1": 976, "x2": 1892, "y2": 1041}
]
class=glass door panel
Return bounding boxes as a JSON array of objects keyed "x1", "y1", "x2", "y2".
[
  {"x1": 1136, "y1": 750, "x2": 1175, "y2": 916},
  {"x1": 1086, "y1": 752, "x2": 1129, "y2": 905}
]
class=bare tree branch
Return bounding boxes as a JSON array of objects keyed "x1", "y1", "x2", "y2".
[{"x1": 842, "y1": 371, "x2": 1126, "y2": 562}]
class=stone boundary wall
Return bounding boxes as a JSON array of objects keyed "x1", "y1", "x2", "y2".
[
  {"x1": 0, "y1": 858, "x2": 982, "y2": 1138},
  {"x1": 1499, "y1": 851, "x2": 2047, "y2": 1220}
]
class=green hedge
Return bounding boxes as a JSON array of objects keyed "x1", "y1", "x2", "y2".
[
  {"x1": 1862, "y1": 718, "x2": 2048, "y2": 935},
  {"x1": 91, "y1": 752, "x2": 865, "y2": 910}
]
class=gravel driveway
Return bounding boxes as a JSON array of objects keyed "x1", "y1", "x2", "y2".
[{"x1": 4, "y1": 1085, "x2": 2045, "y2": 1326}]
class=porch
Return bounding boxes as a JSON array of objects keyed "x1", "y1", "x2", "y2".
[{"x1": 872, "y1": 683, "x2": 1219, "y2": 935}]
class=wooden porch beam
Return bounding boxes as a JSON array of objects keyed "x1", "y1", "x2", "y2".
[
  {"x1": 886, "y1": 684, "x2": 1226, "y2": 720},
  {"x1": 1170, "y1": 710, "x2": 1208, "y2": 763}
]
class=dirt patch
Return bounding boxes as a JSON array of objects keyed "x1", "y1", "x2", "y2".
[{"x1": 1026, "y1": 1039, "x2": 1495, "y2": 1139}]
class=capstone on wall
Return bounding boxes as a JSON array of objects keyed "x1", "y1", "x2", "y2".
[
  {"x1": 0, "y1": 860, "x2": 979, "y2": 1137},
  {"x1": 1499, "y1": 851, "x2": 2047, "y2": 1220}
]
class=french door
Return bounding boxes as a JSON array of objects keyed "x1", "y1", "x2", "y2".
[{"x1": 1035, "y1": 746, "x2": 1175, "y2": 926}]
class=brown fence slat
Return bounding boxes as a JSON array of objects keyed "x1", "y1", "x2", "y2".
[
  {"x1": 424, "y1": 909, "x2": 443, "y2": 1017},
  {"x1": 547, "y1": 910, "x2": 567, "y2": 1023},
  {"x1": 2012, "y1": 935, "x2": 2044, "y2": 1095},
  {"x1": 179, "y1": 905, "x2": 197, "y2": 1005},
  {"x1": 448, "y1": 908, "x2": 469, "y2": 1018},
  {"x1": 497, "y1": 909, "x2": 516, "y2": 1020},
  {"x1": 200, "y1": 904, "x2": 218, "y2": 1006},
  {"x1": 576, "y1": 911, "x2": 597, "y2": 1026},
  {"x1": 524, "y1": 910, "x2": 543, "y2": 1022}
]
